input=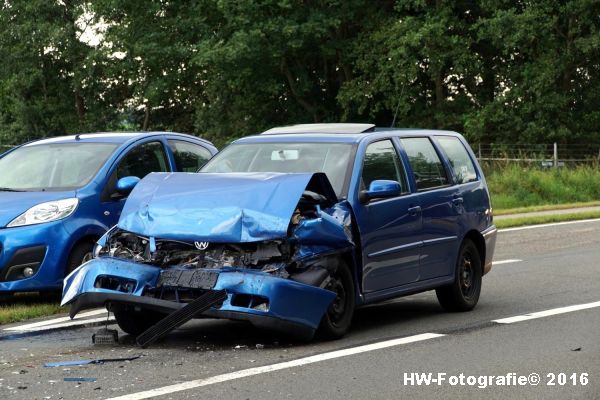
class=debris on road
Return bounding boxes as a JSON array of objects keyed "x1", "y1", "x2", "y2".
[
  {"x1": 63, "y1": 377, "x2": 97, "y2": 382},
  {"x1": 44, "y1": 355, "x2": 141, "y2": 368},
  {"x1": 92, "y1": 328, "x2": 119, "y2": 345},
  {"x1": 136, "y1": 289, "x2": 228, "y2": 348}
]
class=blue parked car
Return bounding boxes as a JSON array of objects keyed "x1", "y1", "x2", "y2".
[
  {"x1": 62, "y1": 124, "x2": 496, "y2": 340},
  {"x1": 0, "y1": 132, "x2": 217, "y2": 296}
]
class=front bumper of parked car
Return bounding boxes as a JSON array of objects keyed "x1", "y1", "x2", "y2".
[
  {"x1": 0, "y1": 221, "x2": 73, "y2": 292},
  {"x1": 62, "y1": 258, "x2": 336, "y2": 339}
]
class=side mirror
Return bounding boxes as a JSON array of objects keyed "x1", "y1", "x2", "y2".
[
  {"x1": 360, "y1": 180, "x2": 401, "y2": 203},
  {"x1": 115, "y1": 176, "x2": 141, "y2": 196}
]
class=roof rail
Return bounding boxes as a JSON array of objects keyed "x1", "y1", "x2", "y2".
[{"x1": 261, "y1": 123, "x2": 376, "y2": 135}]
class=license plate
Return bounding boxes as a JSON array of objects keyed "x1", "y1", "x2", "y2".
[{"x1": 157, "y1": 269, "x2": 218, "y2": 289}]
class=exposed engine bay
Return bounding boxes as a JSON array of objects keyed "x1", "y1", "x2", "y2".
[{"x1": 96, "y1": 189, "x2": 348, "y2": 282}]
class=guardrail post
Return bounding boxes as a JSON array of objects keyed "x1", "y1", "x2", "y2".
[{"x1": 553, "y1": 142, "x2": 558, "y2": 168}]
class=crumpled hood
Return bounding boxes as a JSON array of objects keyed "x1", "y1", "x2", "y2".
[
  {"x1": 118, "y1": 172, "x2": 336, "y2": 242},
  {"x1": 0, "y1": 190, "x2": 77, "y2": 227}
]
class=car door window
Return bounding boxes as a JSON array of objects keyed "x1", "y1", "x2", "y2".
[
  {"x1": 168, "y1": 140, "x2": 212, "y2": 172},
  {"x1": 436, "y1": 136, "x2": 478, "y2": 184},
  {"x1": 116, "y1": 141, "x2": 170, "y2": 179},
  {"x1": 400, "y1": 137, "x2": 449, "y2": 190},
  {"x1": 361, "y1": 139, "x2": 408, "y2": 193}
]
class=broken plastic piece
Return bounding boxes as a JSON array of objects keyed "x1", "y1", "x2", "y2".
[
  {"x1": 136, "y1": 289, "x2": 227, "y2": 348},
  {"x1": 64, "y1": 377, "x2": 97, "y2": 382},
  {"x1": 92, "y1": 328, "x2": 118, "y2": 345},
  {"x1": 44, "y1": 355, "x2": 140, "y2": 368}
]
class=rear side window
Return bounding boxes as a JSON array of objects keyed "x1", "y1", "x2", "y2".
[
  {"x1": 400, "y1": 137, "x2": 449, "y2": 190},
  {"x1": 436, "y1": 136, "x2": 478, "y2": 184},
  {"x1": 168, "y1": 140, "x2": 212, "y2": 172},
  {"x1": 361, "y1": 139, "x2": 408, "y2": 193},
  {"x1": 117, "y1": 141, "x2": 170, "y2": 179}
]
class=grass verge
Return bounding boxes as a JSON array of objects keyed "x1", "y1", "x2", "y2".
[
  {"x1": 487, "y1": 165, "x2": 600, "y2": 211},
  {"x1": 0, "y1": 293, "x2": 66, "y2": 325},
  {"x1": 495, "y1": 210, "x2": 600, "y2": 229}
]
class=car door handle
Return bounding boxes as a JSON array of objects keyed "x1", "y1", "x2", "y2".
[
  {"x1": 452, "y1": 196, "x2": 464, "y2": 206},
  {"x1": 407, "y1": 206, "x2": 422, "y2": 216}
]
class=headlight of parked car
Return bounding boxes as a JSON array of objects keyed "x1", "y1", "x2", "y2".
[{"x1": 7, "y1": 198, "x2": 79, "y2": 227}]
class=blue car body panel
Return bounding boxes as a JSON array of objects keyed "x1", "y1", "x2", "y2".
[
  {"x1": 0, "y1": 132, "x2": 217, "y2": 293},
  {"x1": 118, "y1": 172, "x2": 320, "y2": 242}
]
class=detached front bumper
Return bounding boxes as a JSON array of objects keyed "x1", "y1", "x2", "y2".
[{"x1": 62, "y1": 258, "x2": 336, "y2": 338}]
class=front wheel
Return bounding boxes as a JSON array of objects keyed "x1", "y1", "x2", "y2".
[
  {"x1": 317, "y1": 261, "x2": 355, "y2": 340},
  {"x1": 113, "y1": 307, "x2": 167, "y2": 336},
  {"x1": 436, "y1": 239, "x2": 482, "y2": 312},
  {"x1": 65, "y1": 241, "x2": 95, "y2": 276}
]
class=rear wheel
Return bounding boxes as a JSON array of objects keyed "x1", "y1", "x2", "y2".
[
  {"x1": 113, "y1": 307, "x2": 167, "y2": 336},
  {"x1": 317, "y1": 261, "x2": 355, "y2": 339},
  {"x1": 436, "y1": 239, "x2": 482, "y2": 312}
]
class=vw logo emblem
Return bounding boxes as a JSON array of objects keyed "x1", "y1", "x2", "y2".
[{"x1": 194, "y1": 241, "x2": 209, "y2": 250}]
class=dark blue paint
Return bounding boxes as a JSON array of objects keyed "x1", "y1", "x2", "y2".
[{"x1": 0, "y1": 133, "x2": 217, "y2": 293}]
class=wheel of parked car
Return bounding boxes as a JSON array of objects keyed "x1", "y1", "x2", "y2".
[
  {"x1": 436, "y1": 239, "x2": 482, "y2": 312},
  {"x1": 318, "y1": 261, "x2": 355, "y2": 339},
  {"x1": 113, "y1": 307, "x2": 167, "y2": 336},
  {"x1": 65, "y1": 241, "x2": 95, "y2": 276}
]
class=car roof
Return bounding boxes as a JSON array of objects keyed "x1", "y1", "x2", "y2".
[
  {"x1": 236, "y1": 124, "x2": 461, "y2": 144},
  {"x1": 22, "y1": 132, "x2": 213, "y2": 147}
]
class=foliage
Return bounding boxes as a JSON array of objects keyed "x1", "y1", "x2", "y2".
[
  {"x1": 0, "y1": 0, "x2": 598, "y2": 147},
  {"x1": 487, "y1": 164, "x2": 600, "y2": 210}
]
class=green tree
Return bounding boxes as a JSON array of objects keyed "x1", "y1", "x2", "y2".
[{"x1": 0, "y1": 0, "x2": 120, "y2": 143}]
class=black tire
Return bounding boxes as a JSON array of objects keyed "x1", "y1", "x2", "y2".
[
  {"x1": 65, "y1": 241, "x2": 95, "y2": 276},
  {"x1": 436, "y1": 239, "x2": 482, "y2": 312},
  {"x1": 113, "y1": 308, "x2": 167, "y2": 336},
  {"x1": 317, "y1": 261, "x2": 355, "y2": 339}
]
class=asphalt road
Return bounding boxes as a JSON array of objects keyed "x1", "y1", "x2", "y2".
[{"x1": 1, "y1": 219, "x2": 599, "y2": 400}]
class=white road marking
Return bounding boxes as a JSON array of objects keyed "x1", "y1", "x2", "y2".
[
  {"x1": 492, "y1": 259, "x2": 522, "y2": 265},
  {"x1": 4, "y1": 308, "x2": 108, "y2": 332},
  {"x1": 493, "y1": 301, "x2": 600, "y2": 324},
  {"x1": 5, "y1": 316, "x2": 116, "y2": 333},
  {"x1": 499, "y1": 218, "x2": 600, "y2": 233},
  {"x1": 105, "y1": 332, "x2": 444, "y2": 400}
]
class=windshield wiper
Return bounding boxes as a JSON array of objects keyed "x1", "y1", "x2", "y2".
[{"x1": 0, "y1": 187, "x2": 26, "y2": 192}]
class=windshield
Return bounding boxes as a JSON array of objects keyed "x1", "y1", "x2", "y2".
[
  {"x1": 0, "y1": 142, "x2": 119, "y2": 191},
  {"x1": 201, "y1": 142, "x2": 354, "y2": 196}
]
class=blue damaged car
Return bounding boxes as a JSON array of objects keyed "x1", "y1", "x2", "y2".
[
  {"x1": 62, "y1": 124, "x2": 497, "y2": 340},
  {"x1": 0, "y1": 132, "x2": 217, "y2": 296}
]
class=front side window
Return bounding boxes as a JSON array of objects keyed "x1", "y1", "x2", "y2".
[
  {"x1": 201, "y1": 142, "x2": 353, "y2": 197},
  {"x1": 400, "y1": 137, "x2": 449, "y2": 190},
  {"x1": 168, "y1": 140, "x2": 212, "y2": 172},
  {"x1": 361, "y1": 139, "x2": 408, "y2": 193},
  {"x1": 0, "y1": 142, "x2": 118, "y2": 191},
  {"x1": 116, "y1": 141, "x2": 169, "y2": 179},
  {"x1": 436, "y1": 136, "x2": 478, "y2": 184}
]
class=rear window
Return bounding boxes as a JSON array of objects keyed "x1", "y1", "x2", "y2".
[
  {"x1": 436, "y1": 136, "x2": 478, "y2": 184},
  {"x1": 400, "y1": 137, "x2": 449, "y2": 190}
]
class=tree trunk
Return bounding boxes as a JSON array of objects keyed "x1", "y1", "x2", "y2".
[{"x1": 142, "y1": 104, "x2": 150, "y2": 131}]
